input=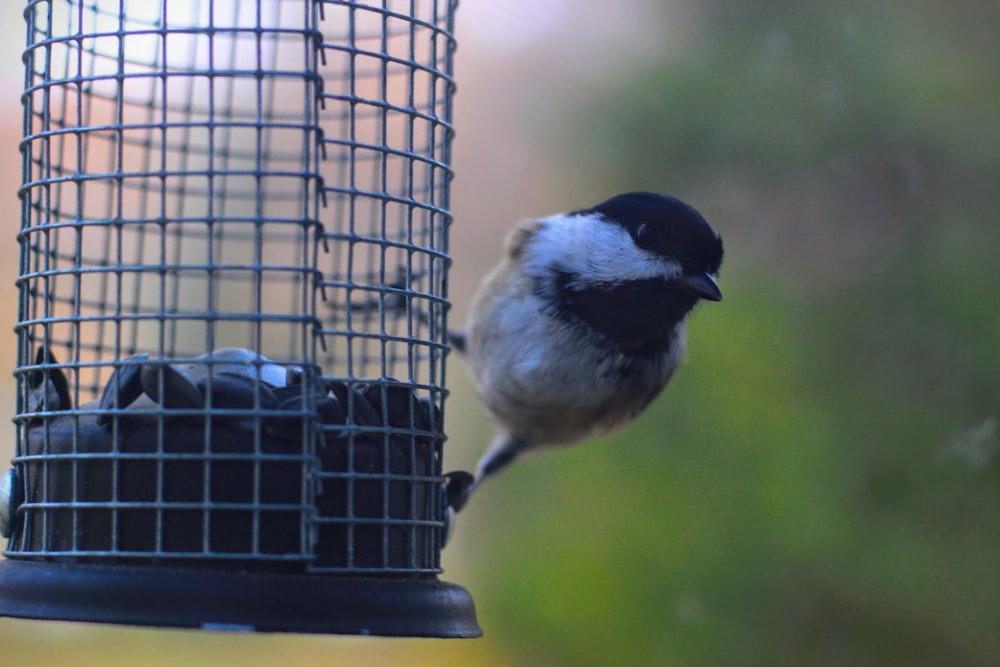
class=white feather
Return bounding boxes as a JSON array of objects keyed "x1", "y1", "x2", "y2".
[
  {"x1": 177, "y1": 348, "x2": 293, "y2": 387},
  {"x1": 522, "y1": 212, "x2": 683, "y2": 286}
]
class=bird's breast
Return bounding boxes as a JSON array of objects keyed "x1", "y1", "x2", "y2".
[{"x1": 467, "y1": 283, "x2": 683, "y2": 444}]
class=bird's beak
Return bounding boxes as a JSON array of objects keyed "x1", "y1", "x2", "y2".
[{"x1": 678, "y1": 272, "x2": 722, "y2": 301}]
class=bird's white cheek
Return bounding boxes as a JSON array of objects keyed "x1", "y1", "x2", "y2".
[{"x1": 526, "y1": 215, "x2": 683, "y2": 284}]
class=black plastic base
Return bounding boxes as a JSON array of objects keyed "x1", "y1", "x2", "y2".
[{"x1": 0, "y1": 560, "x2": 481, "y2": 637}]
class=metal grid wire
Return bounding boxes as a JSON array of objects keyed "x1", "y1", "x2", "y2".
[{"x1": 10, "y1": 0, "x2": 457, "y2": 575}]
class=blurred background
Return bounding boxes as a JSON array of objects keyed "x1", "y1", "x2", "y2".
[{"x1": 0, "y1": 0, "x2": 998, "y2": 665}]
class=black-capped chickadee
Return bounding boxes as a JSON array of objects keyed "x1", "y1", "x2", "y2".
[{"x1": 449, "y1": 192, "x2": 723, "y2": 511}]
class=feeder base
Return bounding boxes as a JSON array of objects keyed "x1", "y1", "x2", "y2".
[{"x1": 0, "y1": 559, "x2": 480, "y2": 637}]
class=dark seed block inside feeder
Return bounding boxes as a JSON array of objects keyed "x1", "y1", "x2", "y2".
[
  {"x1": 314, "y1": 433, "x2": 440, "y2": 571},
  {"x1": 21, "y1": 385, "x2": 442, "y2": 573},
  {"x1": 24, "y1": 414, "x2": 308, "y2": 565}
]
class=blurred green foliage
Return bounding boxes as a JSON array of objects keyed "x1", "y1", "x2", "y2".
[{"x1": 460, "y1": 2, "x2": 1000, "y2": 665}]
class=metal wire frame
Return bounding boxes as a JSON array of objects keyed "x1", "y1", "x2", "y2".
[{"x1": 10, "y1": 0, "x2": 458, "y2": 576}]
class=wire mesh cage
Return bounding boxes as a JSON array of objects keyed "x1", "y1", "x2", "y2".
[{"x1": 0, "y1": 0, "x2": 478, "y2": 637}]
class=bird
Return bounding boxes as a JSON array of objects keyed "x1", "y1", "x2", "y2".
[{"x1": 449, "y1": 191, "x2": 723, "y2": 511}]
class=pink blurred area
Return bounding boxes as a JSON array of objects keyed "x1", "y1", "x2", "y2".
[{"x1": 0, "y1": 27, "x2": 20, "y2": 466}]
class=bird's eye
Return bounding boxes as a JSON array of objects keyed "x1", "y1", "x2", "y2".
[{"x1": 634, "y1": 223, "x2": 658, "y2": 250}]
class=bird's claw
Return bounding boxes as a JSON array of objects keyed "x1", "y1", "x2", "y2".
[{"x1": 443, "y1": 470, "x2": 475, "y2": 513}]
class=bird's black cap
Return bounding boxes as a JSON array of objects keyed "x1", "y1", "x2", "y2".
[{"x1": 583, "y1": 192, "x2": 723, "y2": 276}]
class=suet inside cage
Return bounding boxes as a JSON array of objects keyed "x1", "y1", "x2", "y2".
[{"x1": 0, "y1": 0, "x2": 479, "y2": 638}]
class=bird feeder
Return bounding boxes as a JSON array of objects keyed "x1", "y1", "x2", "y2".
[{"x1": 0, "y1": 0, "x2": 479, "y2": 638}]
